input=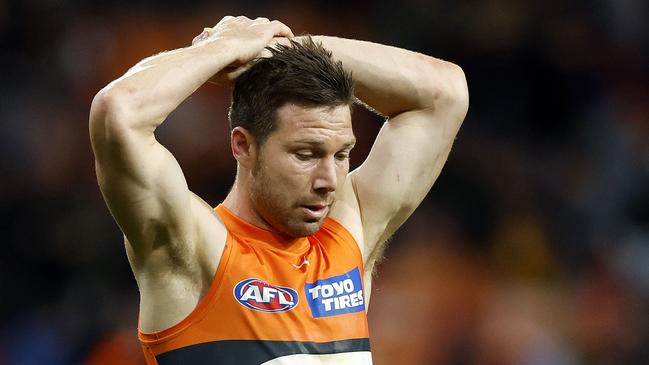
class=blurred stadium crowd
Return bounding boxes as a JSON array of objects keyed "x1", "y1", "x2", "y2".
[{"x1": 0, "y1": 0, "x2": 647, "y2": 364}]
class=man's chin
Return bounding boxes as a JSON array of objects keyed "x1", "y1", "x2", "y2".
[{"x1": 285, "y1": 220, "x2": 325, "y2": 238}]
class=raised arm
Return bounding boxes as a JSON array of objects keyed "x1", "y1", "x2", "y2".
[
  {"x1": 89, "y1": 16, "x2": 292, "y2": 264},
  {"x1": 312, "y1": 36, "x2": 469, "y2": 266}
]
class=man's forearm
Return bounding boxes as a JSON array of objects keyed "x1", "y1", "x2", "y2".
[
  {"x1": 311, "y1": 36, "x2": 468, "y2": 118},
  {"x1": 94, "y1": 40, "x2": 237, "y2": 132}
]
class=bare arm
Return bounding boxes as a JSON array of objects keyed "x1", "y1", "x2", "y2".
[
  {"x1": 89, "y1": 16, "x2": 293, "y2": 265},
  {"x1": 312, "y1": 36, "x2": 469, "y2": 267}
]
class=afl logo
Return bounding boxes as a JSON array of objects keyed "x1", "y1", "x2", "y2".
[{"x1": 233, "y1": 278, "x2": 299, "y2": 312}]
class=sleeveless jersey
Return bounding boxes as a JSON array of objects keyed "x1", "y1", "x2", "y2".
[{"x1": 138, "y1": 204, "x2": 372, "y2": 364}]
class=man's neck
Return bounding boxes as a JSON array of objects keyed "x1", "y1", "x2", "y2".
[{"x1": 222, "y1": 183, "x2": 273, "y2": 231}]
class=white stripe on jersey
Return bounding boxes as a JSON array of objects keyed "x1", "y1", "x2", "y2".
[{"x1": 261, "y1": 351, "x2": 373, "y2": 365}]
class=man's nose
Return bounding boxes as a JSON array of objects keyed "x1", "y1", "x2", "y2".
[{"x1": 313, "y1": 157, "x2": 337, "y2": 193}]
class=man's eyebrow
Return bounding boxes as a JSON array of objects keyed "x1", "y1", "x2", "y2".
[
  {"x1": 291, "y1": 139, "x2": 357, "y2": 148},
  {"x1": 291, "y1": 139, "x2": 324, "y2": 146},
  {"x1": 341, "y1": 140, "x2": 356, "y2": 149}
]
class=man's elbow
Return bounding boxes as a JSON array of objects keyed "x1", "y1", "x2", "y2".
[
  {"x1": 423, "y1": 61, "x2": 469, "y2": 120},
  {"x1": 89, "y1": 87, "x2": 140, "y2": 150},
  {"x1": 447, "y1": 63, "x2": 469, "y2": 120}
]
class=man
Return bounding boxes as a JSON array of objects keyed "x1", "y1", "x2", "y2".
[{"x1": 90, "y1": 15, "x2": 468, "y2": 365}]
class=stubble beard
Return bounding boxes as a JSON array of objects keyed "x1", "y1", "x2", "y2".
[{"x1": 250, "y1": 159, "x2": 323, "y2": 238}]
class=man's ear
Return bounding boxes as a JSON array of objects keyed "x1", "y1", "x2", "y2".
[{"x1": 231, "y1": 127, "x2": 258, "y2": 169}]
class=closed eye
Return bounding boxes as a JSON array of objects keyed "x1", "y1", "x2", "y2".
[
  {"x1": 294, "y1": 151, "x2": 313, "y2": 161},
  {"x1": 294, "y1": 149, "x2": 326, "y2": 161},
  {"x1": 335, "y1": 152, "x2": 350, "y2": 161}
]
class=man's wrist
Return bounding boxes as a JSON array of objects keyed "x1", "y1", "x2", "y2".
[{"x1": 189, "y1": 37, "x2": 241, "y2": 70}]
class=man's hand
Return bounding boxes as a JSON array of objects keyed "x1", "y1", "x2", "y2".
[{"x1": 192, "y1": 16, "x2": 294, "y2": 85}]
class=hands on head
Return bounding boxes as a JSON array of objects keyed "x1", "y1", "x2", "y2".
[{"x1": 192, "y1": 16, "x2": 295, "y2": 85}]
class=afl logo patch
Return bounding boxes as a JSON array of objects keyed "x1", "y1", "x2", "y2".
[{"x1": 233, "y1": 278, "x2": 299, "y2": 312}]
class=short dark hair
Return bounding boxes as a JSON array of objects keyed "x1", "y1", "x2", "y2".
[{"x1": 228, "y1": 37, "x2": 355, "y2": 144}]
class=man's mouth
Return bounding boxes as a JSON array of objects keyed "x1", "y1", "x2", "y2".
[{"x1": 301, "y1": 204, "x2": 329, "y2": 220}]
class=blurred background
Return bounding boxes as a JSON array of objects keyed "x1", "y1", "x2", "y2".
[{"x1": 1, "y1": 0, "x2": 648, "y2": 364}]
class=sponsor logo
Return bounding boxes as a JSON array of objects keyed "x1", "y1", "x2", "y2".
[
  {"x1": 233, "y1": 278, "x2": 299, "y2": 313},
  {"x1": 305, "y1": 267, "x2": 365, "y2": 318}
]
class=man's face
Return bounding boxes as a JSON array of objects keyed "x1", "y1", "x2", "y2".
[{"x1": 250, "y1": 103, "x2": 355, "y2": 237}]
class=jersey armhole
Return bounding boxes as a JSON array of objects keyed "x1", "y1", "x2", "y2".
[
  {"x1": 138, "y1": 233, "x2": 235, "y2": 345},
  {"x1": 323, "y1": 217, "x2": 365, "y2": 274}
]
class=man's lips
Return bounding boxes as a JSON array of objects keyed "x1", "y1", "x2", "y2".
[
  {"x1": 304, "y1": 203, "x2": 327, "y2": 209},
  {"x1": 300, "y1": 204, "x2": 329, "y2": 219}
]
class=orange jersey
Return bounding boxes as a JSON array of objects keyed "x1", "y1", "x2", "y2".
[{"x1": 138, "y1": 204, "x2": 372, "y2": 364}]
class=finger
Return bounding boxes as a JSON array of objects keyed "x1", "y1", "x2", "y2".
[
  {"x1": 214, "y1": 15, "x2": 234, "y2": 27},
  {"x1": 257, "y1": 47, "x2": 273, "y2": 59},
  {"x1": 192, "y1": 27, "x2": 212, "y2": 45},
  {"x1": 218, "y1": 15, "x2": 250, "y2": 27},
  {"x1": 269, "y1": 36, "x2": 292, "y2": 47},
  {"x1": 270, "y1": 20, "x2": 294, "y2": 38},
  {"x1": 234, "y1": 15, "x2": 251, "y2": 22},
  {"x1": 253, "y1": 17, "x2": 270, "y2": 23}
]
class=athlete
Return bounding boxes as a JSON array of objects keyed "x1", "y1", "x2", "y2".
[{"x1": 90, "y1": 15, "x2": 468, "y2": 364}]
